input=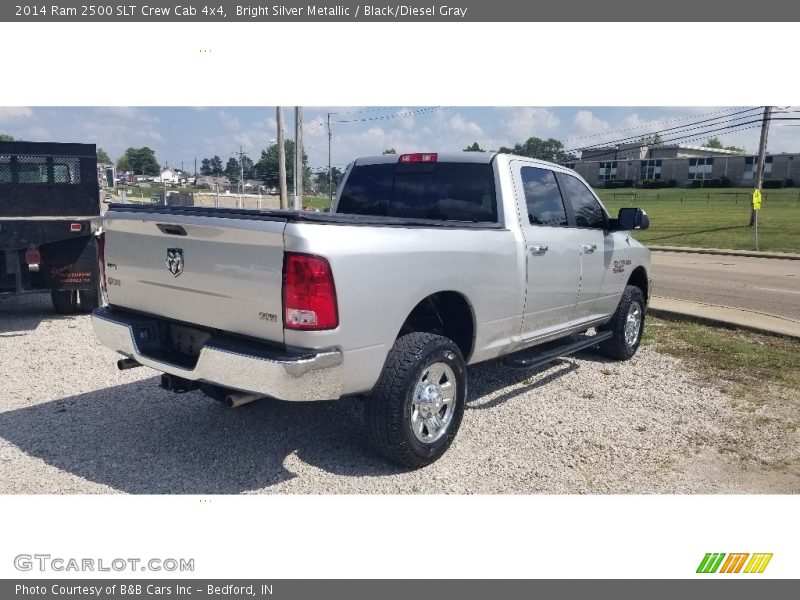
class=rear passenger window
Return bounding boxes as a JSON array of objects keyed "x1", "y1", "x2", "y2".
[
  {"x1": 520, "y1": 167, "x2": 568, "y2": 227},
  {"x1": 558, "y1": 173, "x2": 606, "y2": 229}
]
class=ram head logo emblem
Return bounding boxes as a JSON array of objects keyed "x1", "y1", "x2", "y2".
[{"x1": 165, "y1": 248, "x2": 184, "y2": 277}]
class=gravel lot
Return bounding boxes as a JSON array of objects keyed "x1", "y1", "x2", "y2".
[{"x1": 1, "y1": 293, "x2": 798, "y2": 494}]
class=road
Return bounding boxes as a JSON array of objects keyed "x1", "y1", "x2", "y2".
[{"x1": 651, "y1": 252, "x2": 800, "y2": 322}]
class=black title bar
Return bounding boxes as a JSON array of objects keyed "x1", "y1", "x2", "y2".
[{"x1": 4, "y1": 1, "x2": 800, "y2": 21}]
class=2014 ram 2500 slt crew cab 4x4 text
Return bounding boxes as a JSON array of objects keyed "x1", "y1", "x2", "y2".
[{"x1": 91, "y1": 152, "x2": 651, "y2": 467}]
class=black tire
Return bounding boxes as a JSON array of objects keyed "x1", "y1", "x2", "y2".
[
  {"x1": 598, "y1": 284, "x2": 646, "y2": 360},
  {"x1": 365, "y1": 332, "x2": 466, "y2": 469},
  {"x1": 50, "y1": 290, "x2": 78, "y2": 314},
  {"x1": 78, "y1": 287, "x2": 100, "y2": 312}
]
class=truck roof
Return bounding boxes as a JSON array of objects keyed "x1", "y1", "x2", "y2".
[
  {"x1": 354, "y1": 152, "x2": 497, "y2": 165},
  {"x1": 352, "y1": 152, "x2": 573, "y2": 172}
]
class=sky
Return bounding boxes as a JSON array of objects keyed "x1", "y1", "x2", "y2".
[{"x1": 1, "y1": 106, "x2": 798, "y2": 173}]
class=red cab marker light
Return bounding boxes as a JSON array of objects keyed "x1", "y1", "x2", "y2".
[
  {"x1": 70, "y1": 223, "x2": 82, "y2": 232},
  {"x1": 398, "y1": 153, "x2": 438, "y2": 164}
]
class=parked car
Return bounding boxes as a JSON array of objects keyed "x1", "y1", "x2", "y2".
[{"x1": 91, "y1": 152, "x2": 651, "y2": 467}]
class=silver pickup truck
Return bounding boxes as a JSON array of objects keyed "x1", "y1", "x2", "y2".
[{"x1": 92, "y1": 152, "x2": 650, "y2": 467}]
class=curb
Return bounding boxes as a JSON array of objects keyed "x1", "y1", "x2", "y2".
[
  {"x1": 648, "y1": 246, "x2": 800, "y2": 261},
  {"x1": 648, "y1": 306, "x2": 800, "y2": 341}
]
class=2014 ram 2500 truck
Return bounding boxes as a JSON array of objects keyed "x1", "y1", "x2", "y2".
[{"x1": 91, "y1": 152, "x2": 651, "y2": 467}]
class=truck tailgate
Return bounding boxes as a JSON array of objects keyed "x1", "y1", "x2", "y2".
[{"x1": 103, "y1": 209, "x2": 287, "y2": 343}]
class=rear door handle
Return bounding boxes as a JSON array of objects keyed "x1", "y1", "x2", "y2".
[
  {"x1": 529, "y1": 245, "x2": 549, "y2": 255},
  {"x1": 581, "y1": 244, "x2": 597, "y2": 254}
]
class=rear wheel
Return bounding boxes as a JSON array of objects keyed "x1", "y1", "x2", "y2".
[
  {"x1": 51, "y1": 290, "x2": 78, "y2": 314},
  {"x1": 365, "y1": 332, "x2": 466, "y2": 469},
  {"x1": 598, "y1": 284, "x2": 645, "y2": 360}
]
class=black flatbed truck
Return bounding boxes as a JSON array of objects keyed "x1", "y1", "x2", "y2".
[{"x1": 0, "y1": 141, "x2": 103, "y2": 313}]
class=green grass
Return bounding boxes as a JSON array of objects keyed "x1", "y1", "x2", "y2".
[
  {"x1": 303, "y1": 196, "x2": 333, "y2": 211},
  {"x1": 599, "y1": 187, "x2": 800, "y2": 253},
  {"x1": 642, "y1": 317, "x2": 800, "y2": 403}
]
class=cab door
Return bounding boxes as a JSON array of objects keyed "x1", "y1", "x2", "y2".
[
  {"x1": 512, "y1": 162, "x2": 582, "y2": 337},
  {"x1": 556, "y1": 172, "x2": 623, "y2": 321}
]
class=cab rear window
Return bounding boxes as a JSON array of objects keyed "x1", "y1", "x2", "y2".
[{"x1": 337, "y1": 162, "x2": 497, "y2": 223}]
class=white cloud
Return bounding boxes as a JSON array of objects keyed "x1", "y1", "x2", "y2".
[
  {"x1": 94, "y1": 107, "x2": 160, "y2": 124},
  {"x1": 572, "y1": 110, "x2": 610, "y2": 135},
  {"x1": 501, "y1": 108, "x2": 560, "y2": 136},
  {"x1": 218, "y1": 111, "x2": 241, "y2": 131},
  {"x1": 448, "y1": 114, "x2": 483, "y2": 136},
  {"x1": 0, "y1": 107, "x2": 33, "y2": 121}
]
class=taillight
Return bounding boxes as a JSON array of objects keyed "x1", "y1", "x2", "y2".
[
  {"x1": 70, "y1": 223, "x2": 82, "y2": 232},
  {"x1": 283, "y1": 253, "x2": 338, "y2": 330},
  {"x1": 398, "y1": 153, "x2": 437, "y2": 163},
  {"x1": 24, "y1": 245, "x2": 41, "y2": 266}
]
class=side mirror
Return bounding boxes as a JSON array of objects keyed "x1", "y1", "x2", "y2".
[{"x1": 617, "y1": 207, "x2": 650, "y2": 231}]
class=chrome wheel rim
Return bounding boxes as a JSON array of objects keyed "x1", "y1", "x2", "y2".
[
  {"x1": 624, "y1": 301, "x2": 642, "y2": 349},
  {"x1": 410, "y1": 362, "x2": 457, "y2": 444}
]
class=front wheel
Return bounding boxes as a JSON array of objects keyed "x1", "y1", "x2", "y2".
[
  {"x1": 365, "y1": 332, "x2": 466, "y2": 469},
  {"x1": 598, "y1": 284, "x2": 645, "y2": 360}
]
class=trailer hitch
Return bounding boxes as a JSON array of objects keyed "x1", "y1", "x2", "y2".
[{"x1": 159, "y1": 373, "x2": 200, "y2": 394}]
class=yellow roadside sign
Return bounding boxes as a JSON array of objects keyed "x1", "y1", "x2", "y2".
[{"x1": 752, "y1": 189, "x2": 762, "y2": 211}]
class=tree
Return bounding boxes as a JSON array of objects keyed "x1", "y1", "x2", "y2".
[
  {"x1": 209, "y1": 155, "x2": 223, "y2": 176},
  {"x1": 96, "y1": 148, "x2": 111, "y2": 164},
  {"x1": 707, "y1": 136, "x2": 744, "y2": 153},
  {"x1": 0, "y1": 133, "x2": 14, "y2": 142},
  {"x1": 640, "y1": 133, "x2": 664, "y2": 147},
  {"x1": 498, "y1": 137, "x2": 575, "y2": 162},
  {"x1": 240, "y1": 155, "x2": 255, "y2": 179},
  {"x1": 225, "y1": 157, "x2": 240, "y2": 182},
  {"x1": 463, "y1": 142, "x2": 485, "y2": 152},
  {"x1": 200, "y1": 158, "x2": 212, "y2": 176},
  {"x1": 120, "y1": 147, "x2": 159, "y2": 175},
  {"x1": 116, "y1": 156, "x2": 131, "y2": 172},
  {"x1": 312, "y1": 166, "x2": 344, "y2": 197},
  {"x1": 382, "y1": 148, "x2": 396, "y2": 155},
  {"x1": 255, "y1": 140, "x2": 309, "y2": 189}
]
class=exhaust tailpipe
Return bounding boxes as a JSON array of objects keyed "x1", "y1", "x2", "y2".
[
  {"x1": 225, "y1": 392, "x2": 263, "y2": 408},
  {"x1": 117, "y1": 358, "x2": 142, "y2": 370}
]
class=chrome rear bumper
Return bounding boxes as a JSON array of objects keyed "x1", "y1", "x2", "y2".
[{"x1": 91, "y1": 307, "x2": 343, "y2": 401}]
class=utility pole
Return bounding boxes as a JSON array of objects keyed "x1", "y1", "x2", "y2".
[
  {"x1": 294, "y1": 106, "x2": 303, "y2": 211},
  {"x1": 327, "y1": 112, "x2": 332, "y2": 203},
  {"x1": 236, "y1": 146, "x2": 246, "y2": 208},
  {"x1": 277, "y1": 107, "x2": 288, "y2": 210},
  {"x1": 194, "y1": 157, "x2": 197, "y2": 176},
  {"x1": 750, "y1": 106, "x2": 772, "y2": 227}
]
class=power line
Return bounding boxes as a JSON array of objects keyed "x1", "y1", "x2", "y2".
[
  {"x1": 567, "y1": 107, "x2": 763, "y2": 153},
  {"x1": 334, "y1": 106, "x2": 452, "y2": 124},
  {"x1": 328, "y1": 106, "x2": 405, "y2": 116},
  {"x1": 569, "y1": 122, "x2": 764, "y2": 160},
  {"x1": 562, "y1": 106, "x2": 758, "y2": 143}
]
